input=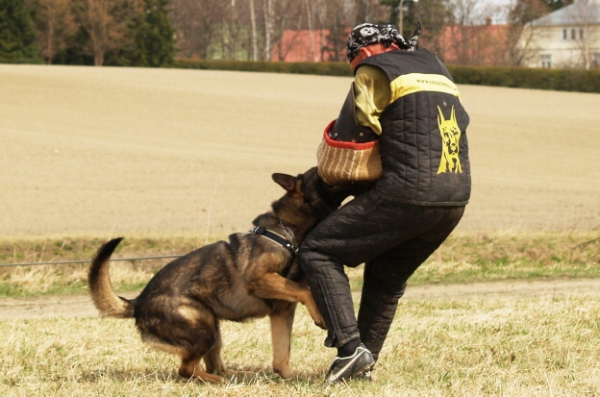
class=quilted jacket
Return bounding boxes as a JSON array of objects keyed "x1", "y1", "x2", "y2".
[{"x1": 358, "y1": 48, "x2": 471, "y2": 206}]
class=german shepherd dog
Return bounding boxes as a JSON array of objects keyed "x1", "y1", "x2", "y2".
[{"x1": 88, "y1": 167, "x2": 349, "y2": 383}]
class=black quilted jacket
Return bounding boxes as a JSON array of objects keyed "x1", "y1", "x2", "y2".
[{"x1": 359, "y1": 49, "x2": 471, "y2": 206}]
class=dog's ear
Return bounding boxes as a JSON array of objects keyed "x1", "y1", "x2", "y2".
[{"x1": 272, "y1": 173, "x2": 297, "y2": 192}]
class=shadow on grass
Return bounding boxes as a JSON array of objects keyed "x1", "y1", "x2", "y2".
[
  {"x1": 79, "y1": 367, "x2": 179, "y2": 383},
  {"x1": 78, "y1": 365, "x2": 326, "y2": 385}
]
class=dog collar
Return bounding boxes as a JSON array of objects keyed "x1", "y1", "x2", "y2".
[{"x1": 249, "y1": 226, "x2": 298, "y2": 257}]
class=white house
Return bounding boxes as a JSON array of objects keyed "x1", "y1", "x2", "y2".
[{"x1": 519, "y1": 0, "x2": 600, "y2": 69}]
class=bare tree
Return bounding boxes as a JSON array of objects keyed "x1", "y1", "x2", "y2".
[
  {"x1": 416, "y1": 0, "x2": 514, "y2": 66},
  {"x1": 413, "y1": 0, "x2": 454, "y2": 61},
  {"x1": 248, "y1": 0, "x2": 258, "y2": 60},
  {"x1": 168, "y1": 0, "x2": 389, "y2": 61},
  {"x1": 446, "y1": 0, "x2": 485, "y2": 64},
  {"x1": 172, "y1": 0, "x2": 227, "y2": 59},
  {"x1": 272, "y1": 0, "x2": 300, "y2": 60},
  {"x1": 263, "y1": 0, "x2": 274, "y2": 60},
  {"x1": 319, "y1": 0, "x2": 354, "y2": 61},
  {"x1": 303, "y1": 0, "x2": 317, "y2": 60},
  {"x1": 355, "y1": 0, "x2": 385, "y2": 22},
  {"x1": 562, "y1": 0, "x2": 600, "y2": 69},
  {"x1": 33, "y1": 0, "x2": 78, "y2": 64},
  {"x1": 221, "y1": 0, "x2": 249, "y2": 60},
  {"x1": 507, "y1": 0, "x2": 550, "y2": 66},
  {"x1": 73, "y1": 0, "x2": 142, "y2": 66},
  {"x1": 314, "y1": 0, "x2": 328, "y2": 60},
  {"x1": 270, "y1": 0, "x2": 304, "y2": 60}
]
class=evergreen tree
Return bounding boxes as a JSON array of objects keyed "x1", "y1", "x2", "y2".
[
  {"x1": 0, "y1": 0, "x2": 41, "y2": 63},
  {"x1": 380, "y1": 0, "x2": 421, "y2": 36},
  {"x1": 108, "y1": 0, "x2": 175, "y2": 66},
  {"x1": 411, "y1": 0, "x2": 452, "y2": 55},
  {"x1": 141, "y1": 0, "x2": 175, "y2": 66}
]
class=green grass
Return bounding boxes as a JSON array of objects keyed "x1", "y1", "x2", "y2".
[{"x1": 1, "y1": 232, "x2": 598, "y2": 298}]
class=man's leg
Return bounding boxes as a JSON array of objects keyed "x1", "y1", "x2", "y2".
[
  {"x1": 299, "y1": 227, "x2": 374, "y2": 382},
  {"x1": 299, "y1": 191, "x2": 427, "y2": 381},
  {"x1": 357, "y1": 206, "x2": 466, "y2": 362},
  {"x1": 300, "y1": 191, "x2": 423, "y2": 348}
]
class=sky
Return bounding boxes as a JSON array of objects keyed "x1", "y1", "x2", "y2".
[{"x1": 469, "y1": 0, "x2": 515, "y2": 24}]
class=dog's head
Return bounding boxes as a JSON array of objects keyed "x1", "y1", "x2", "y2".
[{"x1": 270, "y1": 167, "x2": 352, "y2": 230}]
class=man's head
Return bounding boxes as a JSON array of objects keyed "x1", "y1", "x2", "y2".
[{"x1": 346, "y1": 22, "x2": 422, "y2": 69}]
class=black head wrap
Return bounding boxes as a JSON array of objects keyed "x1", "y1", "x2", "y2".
[{"x1": 346, "y1": 21, "x2": 422, "y2": 62}]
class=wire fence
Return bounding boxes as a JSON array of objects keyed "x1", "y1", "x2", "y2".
[{"x1": 0, "y1": 255, "x2": 184, "y2": 268}]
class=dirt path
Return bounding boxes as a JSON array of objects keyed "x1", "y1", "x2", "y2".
[{"x1": 1, "y1": 279, "x2": 598, "y2": 321}]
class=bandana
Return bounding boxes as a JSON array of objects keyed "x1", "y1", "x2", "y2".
[{"x1": 346, "y1": 21, "x2": 422, "y2": 62}]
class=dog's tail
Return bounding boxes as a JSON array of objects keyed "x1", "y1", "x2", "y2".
[{"x1": 88, "y1": 237, "x2": 135, "y2": 318}]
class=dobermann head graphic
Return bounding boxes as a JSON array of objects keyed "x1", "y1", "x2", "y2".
[{"x1": 437, "y1": 105, "x2": 463, "y2": 174}]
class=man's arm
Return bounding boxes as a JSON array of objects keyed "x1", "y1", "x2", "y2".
[{"x1": 353, "y1": 65, "x2": 391, "y2": 136}]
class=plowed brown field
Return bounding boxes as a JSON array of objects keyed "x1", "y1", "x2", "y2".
[{"x1": 1, "y1": 64, "x2": 599, "y2": 238}]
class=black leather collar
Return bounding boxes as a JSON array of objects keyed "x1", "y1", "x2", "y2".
[{"x1": 249, "y1": 226, "x2": 298, "y2": 257}]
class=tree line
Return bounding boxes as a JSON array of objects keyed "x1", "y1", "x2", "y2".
[
  {"x1": 1, "y1": 0, "x2": 174, "y2": 65},
  {"x1": 0, "y1": 0, "x2": 574, "y2": 67}
]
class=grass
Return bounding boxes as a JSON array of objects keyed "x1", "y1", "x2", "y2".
[
  {"x1": 407, "y1": 231, "x2": 600, "y2": 283},
  {"x1": 0, "y1": 235, "x2": 211, "y2": 297},
  {"x1": 1, "y1": 293, "x2": 598, "y2": 396},
  {"x1": 0, "y1": 231, "x2": 598, "y2": 395},
  {"x1": 0, "y1": 231, "x2": 598, "y2": 298}
]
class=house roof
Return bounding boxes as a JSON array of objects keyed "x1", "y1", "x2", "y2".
[{"x1": 531, "y1": 1, "x2": 600, "y2": 26}]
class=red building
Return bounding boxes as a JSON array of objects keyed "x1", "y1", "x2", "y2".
[
  {"x1": 271, "y1": 29, "x2": 344, "y2": 62},
  {"x1": 432, "y1": 20, "x2": 512, "y2": 66}
]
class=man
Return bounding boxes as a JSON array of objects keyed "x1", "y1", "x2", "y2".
[{"x1": 299, "y1": 22, "x2": 471, "y2": 383}]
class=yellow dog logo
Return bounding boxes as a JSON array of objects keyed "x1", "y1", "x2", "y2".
[{"x1": 437, "y1": 105, "x2": 463, "y2": 174}]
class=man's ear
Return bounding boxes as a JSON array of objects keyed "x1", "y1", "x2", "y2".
[
  {"x1": 272, "y1": 173, "x2": 297, "y2": 192},
  {"x1": 350, "y1": 47, "x2": 371, "y2": 70}
]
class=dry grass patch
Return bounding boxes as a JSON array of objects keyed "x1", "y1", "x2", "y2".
[
  {"x1": 0, "y1": 235, "x2": 215, "y2": 297},
  {"x1": 1, "y1": 294, "x2": 598, "y2": 396},
  {"x1": 1, "y1": 232, "x2": 598, "y2": 298},
  {"x1": 410, "y1": 231, "x2": 600, "y2": 283}
]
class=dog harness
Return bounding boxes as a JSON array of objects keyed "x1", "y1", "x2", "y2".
[{"x1": 249, "y1": 226, "x2": 298, "y2": 257}]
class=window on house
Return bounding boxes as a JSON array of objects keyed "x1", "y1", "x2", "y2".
[
  {"x1": 541, "y1": 54, "x2": 552, "y2": 68},
  {"x1": 563, "y1": 29, "x2": 567, "y2": 39},
  {"x1": 592, "y1": 53, "x2": 600, "y2": 69},
  {"x1": 572, "y1": 29, "x2": 576, "y2": 39},
  {"x1": 580, "y1": 29, "x2": 584, "y2": 40}
]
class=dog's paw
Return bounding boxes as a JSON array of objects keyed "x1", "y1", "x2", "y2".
[{"x1": 274, "y1": 365, "x2": 293, "y2": 379}]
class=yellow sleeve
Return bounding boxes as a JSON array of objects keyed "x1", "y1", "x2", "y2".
[{"x1": 353, "y1": 65, "x2": 391, "y2": 136}]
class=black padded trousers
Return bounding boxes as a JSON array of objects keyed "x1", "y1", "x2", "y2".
[{"x1": 299, "y1": 188, "x2": 465, "y2": 361}]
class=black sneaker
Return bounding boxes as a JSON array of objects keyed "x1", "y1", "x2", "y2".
[
  {"x1": 357, "y1": 369, "x2": 373, "y2": 381},
  {"x1": 326, "y1": 344, "x2": 375, "y2": 383}
]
